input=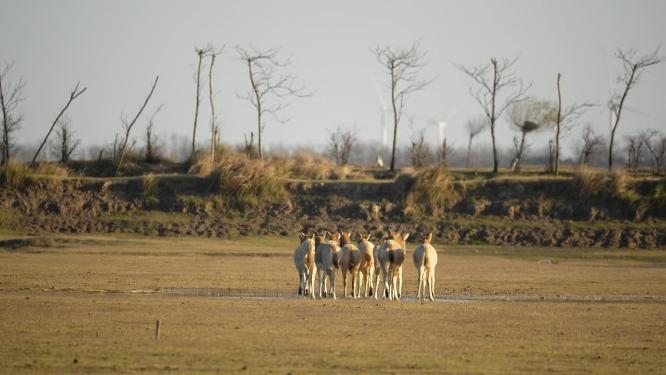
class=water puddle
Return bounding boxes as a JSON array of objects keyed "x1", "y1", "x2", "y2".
[{"x1": 8, "y1": 288, "x2": 664, "y2": 304}]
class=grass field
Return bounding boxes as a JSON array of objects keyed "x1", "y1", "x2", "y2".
[{"x1": 1, "y1": 234, "x2": 665, "y2": 374}]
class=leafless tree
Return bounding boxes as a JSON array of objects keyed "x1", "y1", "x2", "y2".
[
  {"x1": 552, "y1": 73, "x2": 594, "y2": 175},
  {"x1": 642, "y1": 130, "x2": 666, "y2": 175},
  {"x1": 208, "y1": 47, "x2": 224, "y2": 163},
  {"x1": 608, "y1": 47, "x2": 663, "y2": 171},
  {"x1": 546, "y1": 139, "x2": 555, "y2": 173},
  {"x1": 373, "y1": 41, "x2": 433, "y2": 172},
  {"x1": 243, "y1": 132, "x2": 257, "y2": 158},
  {"x1": 437, "y1": 138, "x2": 449, "y2": 166},
  {"x1": 114, "y1": 76, "x2": 159, "y2": 175},
  {"x1": 507, "y1": 99, "x2": 550, "y2": 172},
  {"x1": 625, "y1": 132, "x2": 647, "y2": 174},
  {"x1": 191, "y1": 46, "x2": 214, "y2": 160},
  {"x1": 457, "y1": 57, "x2": 531, "y2": 173},
  {"x1": 144, "y1": 104, "x2": 164, "y2": 163},
  {"x1": 464, "y1": 116, "x2": 487, "y2": 168},
  {"x1": 327, "y1": 126, "x2": 357, "y2": 166},
  {"x1": 409, "y1": 125, "x2": 433, "y2": 168},
  {"x1": 236, "y1": 45, "x2": 312, "y2": 160},
  {"x1": 0, "y1": 63, "x2": 25, "y2": 168},
  {"x1": 578, "y1": 124, "x2": 604, "y2": 166},
  {"x1": 50, "y1": 115, "x2": 79, "y2": 163},
  {"x1": 31, "y1": 82, "x2": 86, "y2": 165}
]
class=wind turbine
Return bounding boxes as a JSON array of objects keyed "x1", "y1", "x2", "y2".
[
  {"x1": 424, "y1": 109, "x2": 458, "y2": 146},
  {"x1": 375, "y1": 85, "x2": 390, "y2": 148}
]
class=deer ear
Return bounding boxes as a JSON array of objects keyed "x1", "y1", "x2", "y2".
[
  {"x1": 367, "y1": 233, "x2": 372, "y2": 241},
  {"x1": 403, "y1": 233, "x2": 410, "y2": 242}
]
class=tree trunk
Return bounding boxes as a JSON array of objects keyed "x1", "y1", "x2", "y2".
[
  {"x1": 389, "y1": 62, "x2": 398, "y2": 173},
  {"x1": 115, "y1": 76, "x2": 159, "y2": 176},
  {"x1": 514, "y1": 131, "x2": 527, "y2": 172},
  {"x1": 247, "y1": 59, "x2": 263, "y2": 160},
  {"x1": 31, "y1": 84, "x2": 86, "y2": 166},
  {"x1": 192, "y1": 52, "x2": 203, "y2": 161},
  {"x1": 608, "y1": 64, "x2": 637, "y2": 171},
  {"x1": 0, "y1": 70, "x2": 9, "y2": 168},
  {"x1": 466, "y1": 135, "x2": 473, "y2": 168},
  {"x1": 490, "y1": 59, "x2": 499, "y2": 174},
  {"x1": 209, "y1": 54, "x2": 217, "y2": 164},
  {"x1": 554, "y1": 73, "x2": 562, "y2": 176}
]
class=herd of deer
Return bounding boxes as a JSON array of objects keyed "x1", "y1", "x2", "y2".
[{"x1": 293, "y1": 230, "x2": 438, "y2": 301}]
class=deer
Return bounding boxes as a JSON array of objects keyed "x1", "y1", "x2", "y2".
[
  {"x1": 358, "y1": 233, "x2": 375, "y2": 298},
  {"x1": 413, "y1": 233, "x2": 438, "y2": 301},
  {"x1": 338, "y1": 230, "x2": 362, "y2": 298},
  {"x1": 293, "y1": 232, "x2": 316, "y2": 298},
  {"x1": 314, "y1": 231, "x2": 341, "y2": 299},
  {"x1": 374, "y1": 230, "x2": 410, "y2": 301}
]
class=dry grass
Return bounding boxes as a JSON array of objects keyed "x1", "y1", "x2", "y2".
[
  {"x1": 0, "y1": 234, "x2": 665, "y2": 374},
  {"x1": 572, "y1": 167, "x2": 629, "y2": 198},
  {"x1": 404, "y1": 165, "x2": 462, "y2": 217},
  {"x1": 190, "y1": 150, "x2": 289, "y2": 209},
  {"x1": 0, "y1": 161, "x2": 69, "y2": 191}
]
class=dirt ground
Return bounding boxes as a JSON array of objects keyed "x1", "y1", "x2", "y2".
[{"x1": 1, "y1": 234, "x2": 665, "y2": 374}]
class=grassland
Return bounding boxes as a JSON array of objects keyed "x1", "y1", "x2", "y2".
[{"x1": 1, "y1": 234, "x2": 665, "y2": 374}]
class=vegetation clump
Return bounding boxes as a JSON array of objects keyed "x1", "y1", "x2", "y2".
[
  {"x1": 404, "y1": 165, "x2": 461, "y2": 217},
  {"x1": 190, "y1": 149, "x2": 290, "y2": 210}
]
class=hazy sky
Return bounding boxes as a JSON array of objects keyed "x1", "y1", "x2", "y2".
[{"x1": 1, "y1": 0, "x2": 665, "y2": 159}]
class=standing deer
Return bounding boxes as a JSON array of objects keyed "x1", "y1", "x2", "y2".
[
  {"x1": 358, "y1": 233, "x2": 375, "y2": 298},
  {"x1": 315, "y1": 231, "x2": 341, "y2": 299},
  {"x1": 374, "y1": 230, "x2": 410, "y2": 300},
  {"x1": 413, "y1": 233, "x2": 438, "y2": 301},
  {"x1": 293, "y1": 232, "x2": 316, "y2": 298},
  {"x1": 338, "y1": 230, "x2": 362, "y2": 298}
]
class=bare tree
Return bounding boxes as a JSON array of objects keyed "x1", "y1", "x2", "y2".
[
  {"x1": 457, "y1": 57, "x2": 531, "y2": 173},
  {"x1": 191, "y1": 46, "x2": 214, "y2": 160},
  {"x1": 50, "y1": 115, "x2": 79, "y2": 163},
  {"x1": 578, "y1": 124, "x2": 604, "y2": 166},
  {"x1": 208, "y1": 47, "x2": 224, "y2": 163},
  {"x1": 464, "y1": 116, "x2": 486, "y2": 168},
  {"x1": 437, "y1": 138, "x2": 449, "y2": 166},
  {"x1": 243, "y1": 132, "x2": 257, "y2": 158},
  {"x1": 552, "y1": 73, "x2": 594, "y2": 175},
  {"x1": 31, "y1": 82, "x2": 86, "y2": 165},
  {"x1": 373, "y1": 41, "x2": 433, "y2": 172},
  {"x1": 236, "y1": 45, "x2": 312, "y2": 160},
  {"x1": 642, "y1": 130, "x2": 666, "y2": 175},
  {"x1": 114, "y1": 76, "x2": 159, "y2": 175},
  {"x1": 327, "y1": 126, "x2": 357, "y2": 166},
  {"x1": 409, "y1": 127, "x2": 432, "y2": 168},
  {"x1": 507, "y1": 99, "x2": 550, "y2": 172},
  {"x1": 625, "y1": 131, "x2": 647, "y2": 174},
  {"x1": 144, "y1": 104, "x2": 164, "y2": 163},
  {"x1": 0, "y1": 63, "x2": 25, "y2": 168},
  {"x1": 608, "y1": 47, "x2": 663, "y2": 171}
]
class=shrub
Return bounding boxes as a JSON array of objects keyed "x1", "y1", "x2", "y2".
[
  {"x1": 572, "y1": 167, "x2": 628, "y2": 198},
  {"x1": 0, "y1": 162, "x2": 69, "y2": 191},
  {"x1": 142, "y1": 173, "x2": 159, "y2": 207},
  {"x1": 404, "y1": 165, "x2": 461, "y2": 217},
  {"x1": 191, "y1": 149, "x2": 290, "y2": 209},
  {"x1": 0, "y1": 161, "x2": 30, "y2": 189}
]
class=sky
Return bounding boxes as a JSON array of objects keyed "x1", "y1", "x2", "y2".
[{"x1": 1, "y1": 0, "x2": 665, "y2": 160}]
